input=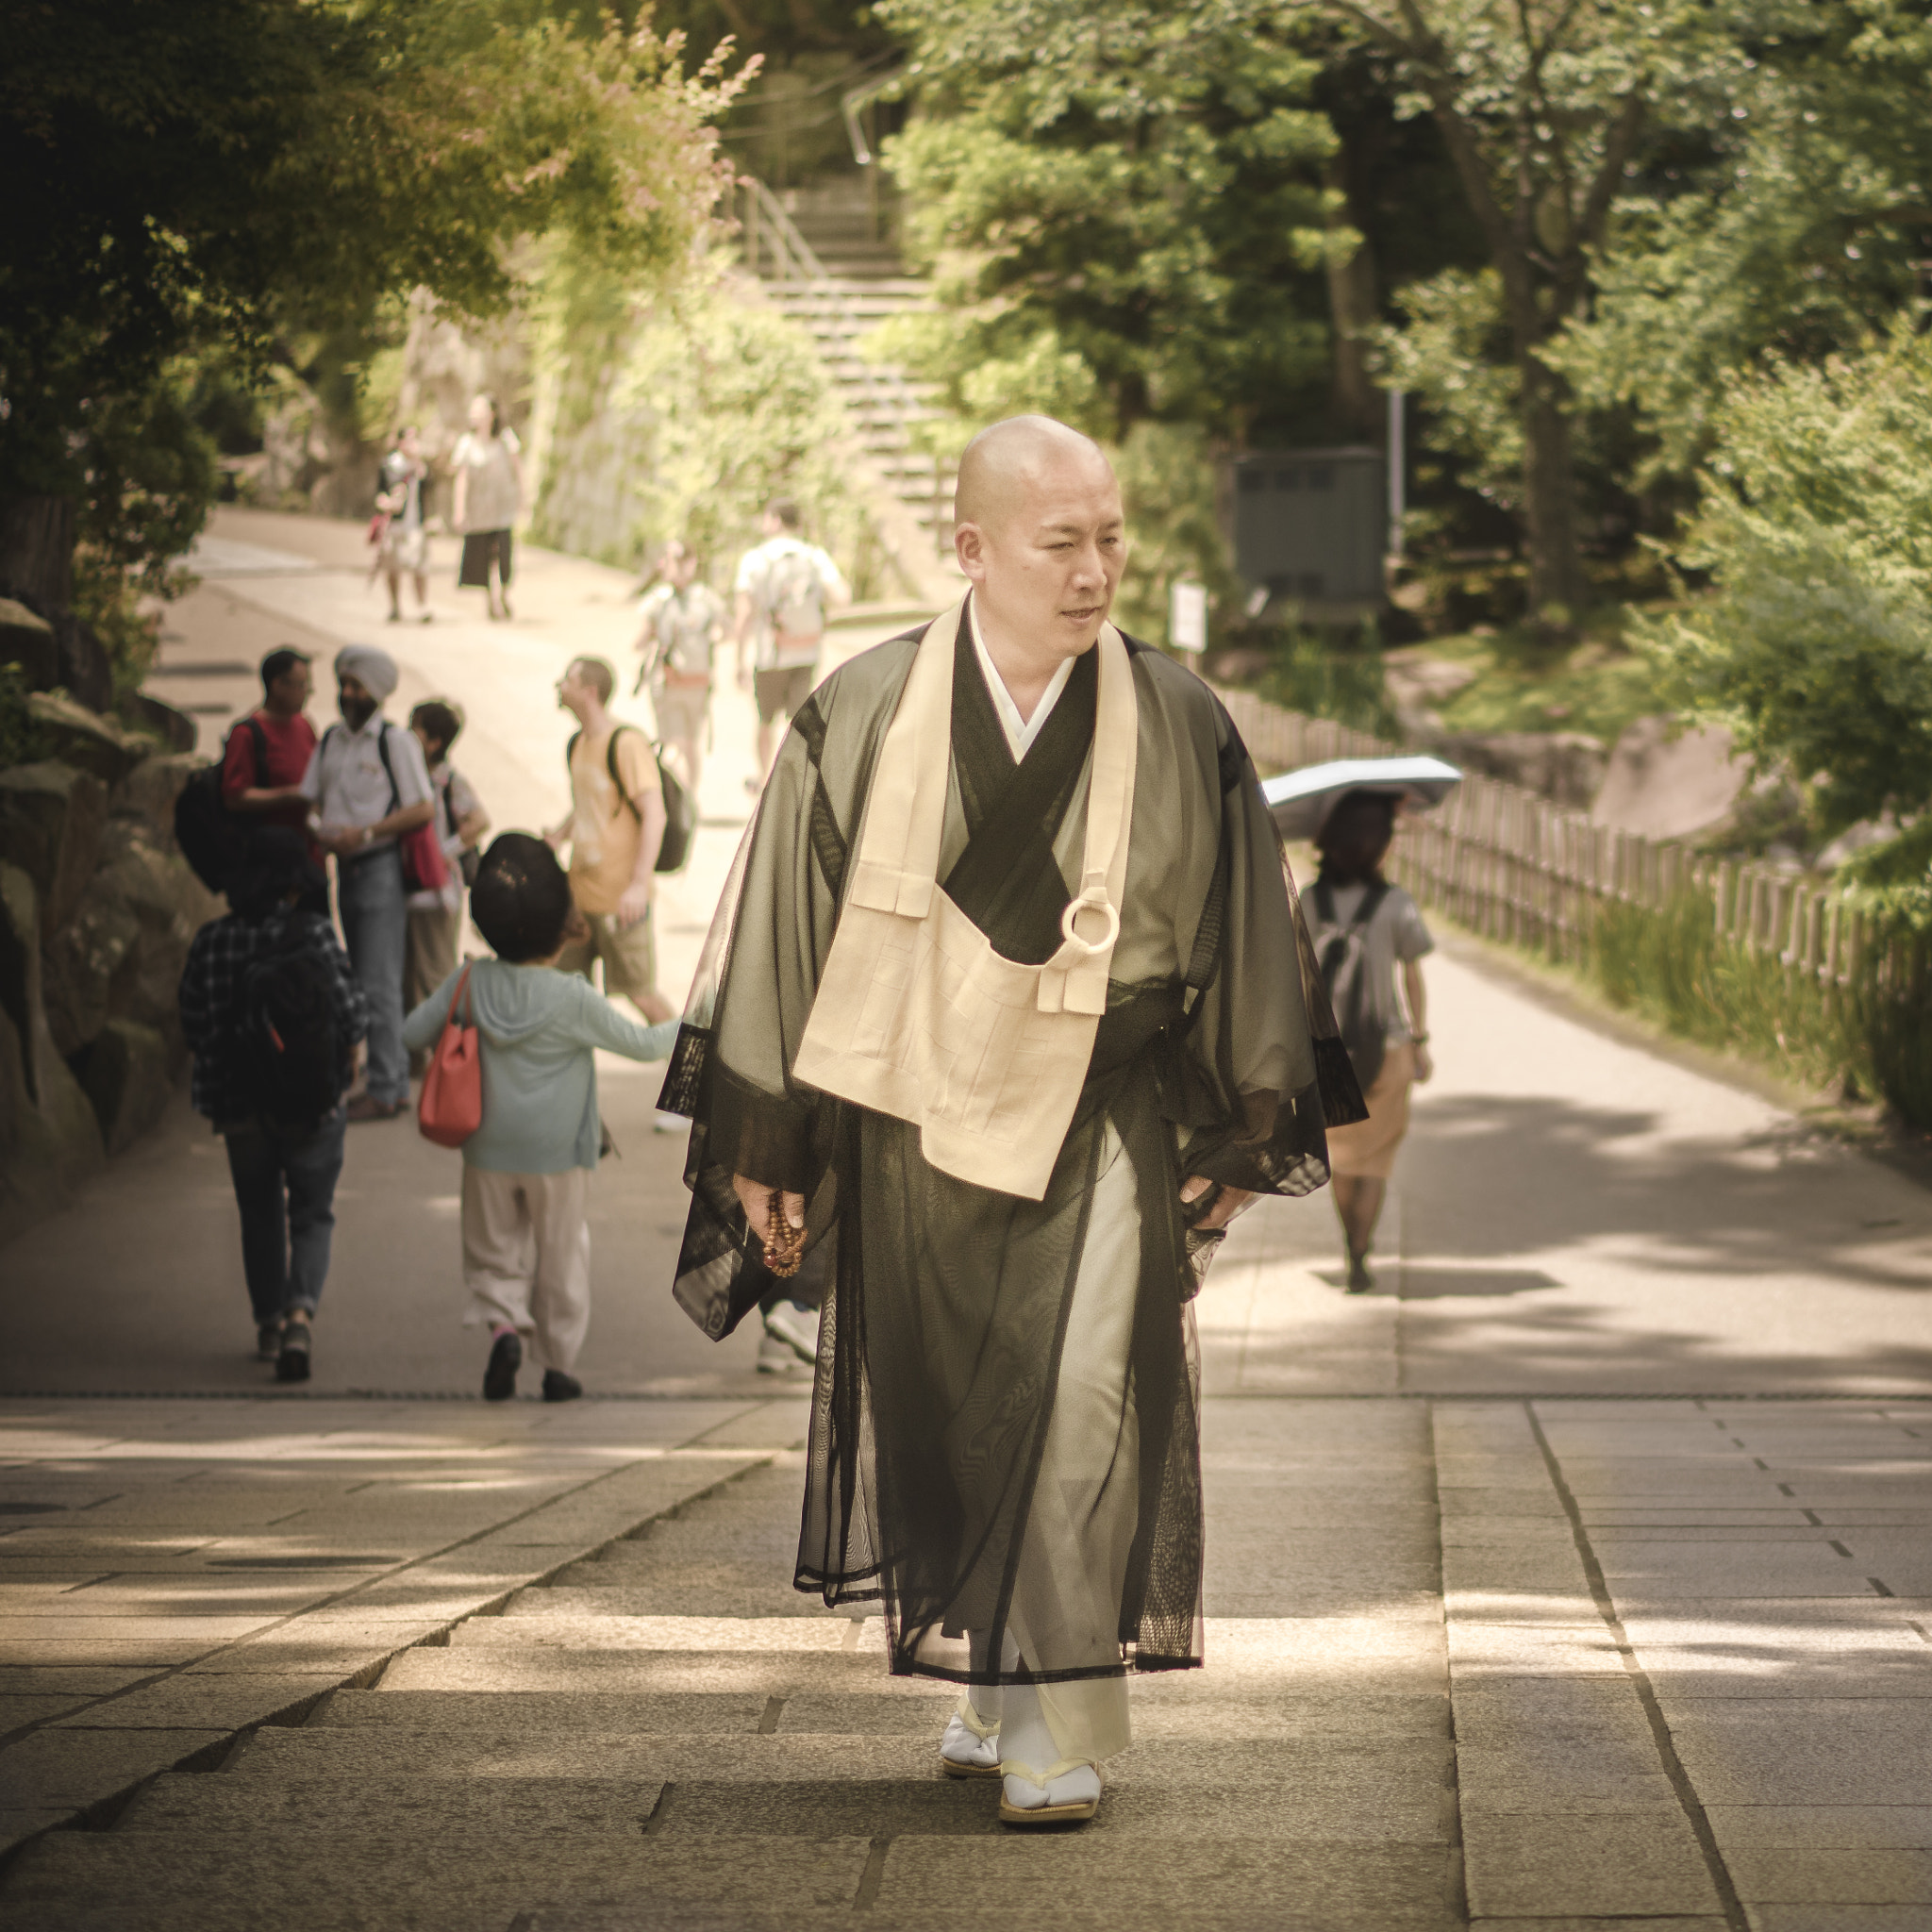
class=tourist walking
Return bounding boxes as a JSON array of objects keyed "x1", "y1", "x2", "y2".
[
  {"x1": 731, "y1": 498, "x2": 848, "y2": 785},
  {"x1": 451, "y1": 393, "x2": 522, "y2": 621},
  {"x1": 636, "y1": 538, "x2": 725, "y2": 797},
  {"x1": 300, "y1": 645, "x2": 436, "y2": 1120},
  {"x1": 1303, "y1": 789, "x2": 1435, "y2": 1291},
  {"x1": 178, "y1": 828, "x2": 370, "y2": 1383},
  {"x1": 667, "y1": 416, "x2": 1343, "y2": 1827},
  {"x1": 545, "y1": 657, "x2": 675, "y2": 1025},
  {"x1": 374, "y1": 425, "x2": 433, "y2": 624},
  {"x1": 404, "y1": 698, "x2": 491, "y2": 1056},
  {"x1": 403, "y1": 835, "x2": 676, "y2": 1402}
]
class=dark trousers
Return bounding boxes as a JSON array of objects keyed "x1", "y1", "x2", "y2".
[{"x1": 222, "y1": 1108, "x2": 348, "y2": 1324}]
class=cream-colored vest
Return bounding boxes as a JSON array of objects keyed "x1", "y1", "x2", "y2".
[{"x1": 791, "y1": 596, "x2": 1138, "y2": 1200}]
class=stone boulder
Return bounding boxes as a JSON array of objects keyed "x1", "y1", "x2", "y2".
[
  {"x1": 112, "y1": 753, "x2": 202, "y2": 853},
  {"x1": 0, "y1": 761, "x2": 108, "y2": 936},
  {"x1": 49, "y1": 610, "x2": 112, "y2": 714},
  {"x1": 1592, "y1": 716, "x2": 1747, "y2": 841},
  {"x1": 1434, "y1": 730, "x2": 1607, "y2": 810},
  {"x1": 25, "y1": 691, "x2": 150, "y2": 786},
  {"x1": 125, "y1": 692, "x2": 198, "y2": 755},
  {"x1": 76, "y1": 1017, "x2": 174, "y2": 1155},
  {"x1": 0, "y1": 597, "x2": 58, "y2": 690},
  {"x1": 0, "y1": 862, "x2": 107, "y2": 1246}
]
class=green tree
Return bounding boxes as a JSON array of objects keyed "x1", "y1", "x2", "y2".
[
  {"x1": 1, "y1": 0, "x2": 742, "y2": 627},
  {"x1": 869, "y1": 0, "x2": 1338, "y2": 442},
  {"x1": 1641, "y1": 324, "x2": 1932, "y2": 840}
]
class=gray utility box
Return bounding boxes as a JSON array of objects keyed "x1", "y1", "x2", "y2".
[{"x1": 1228, "y1": 446, "x2": 1387, "y2": 620}]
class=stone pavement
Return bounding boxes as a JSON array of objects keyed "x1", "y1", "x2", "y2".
[
  {"x1": 2, "y1": 1393, "x2": 1928, "y2": 1927},
  {"x1": 2, "y1": 508, "x2": 1929, "y2": 1922}
]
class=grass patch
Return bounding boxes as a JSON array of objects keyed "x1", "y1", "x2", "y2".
[{"x1": 1416, "y1": 612, "x2": 1668, "y2": 745}]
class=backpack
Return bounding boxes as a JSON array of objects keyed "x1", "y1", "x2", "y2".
[
  {"x1": 175, "y1": 717, "x2": 270, "y2": 893},
  {"x1": 1311, "y1": 880, "x2": 1391, "y2": 1092},
  {"x1": 762, "y1": 546, "x2": 826, "y2": 638},
  {"x1": 567, "y1": 725, "x2": 694, "y2": 875},
  {"x1": 236, "y1": 916, "x2": 343, "y2": 1131}
]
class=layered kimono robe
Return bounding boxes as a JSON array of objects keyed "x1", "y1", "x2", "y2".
[{"x1": 664, "y1": 603, "x2": 1359, "y2": 1741}]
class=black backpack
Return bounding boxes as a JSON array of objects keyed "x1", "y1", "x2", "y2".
[
  {"x1": 175, "y1": 717, "x2": 271, "y2": 893},
  {"x1": 237, "y1": 916, "x2": 343, "y2": 1131},
  {"x1": 567, "y1": 724, "x2": 695, "y2": 874},
  {"x1": 1311, "y1": 880, "x2": 1391, "y2": 1092}
]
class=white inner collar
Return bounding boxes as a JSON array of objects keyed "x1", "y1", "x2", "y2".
[{"x1": 967, "y1": 595, "x2": 1079, "y2": 761}]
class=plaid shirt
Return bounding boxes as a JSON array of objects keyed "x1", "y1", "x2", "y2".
[{"x1": 178, "y1": 911, "x2": 370, "y2": 1124}]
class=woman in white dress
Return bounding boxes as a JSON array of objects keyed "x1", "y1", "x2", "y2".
[{"x1": 451, "y1": 392, "x2": 523, "y2": 621}]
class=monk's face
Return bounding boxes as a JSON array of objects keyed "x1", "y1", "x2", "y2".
[{"x1": 958, "y1": 449, "x2": 1126, "y2": 657}]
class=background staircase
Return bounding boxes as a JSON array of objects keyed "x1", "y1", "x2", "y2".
[{"x1": 731, "y1": 177, "x2": 959, "y2": 585}]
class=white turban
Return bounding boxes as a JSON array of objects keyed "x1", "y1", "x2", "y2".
[{"x1": 334, "y1": 644, "x2": 398, "y2": 703}]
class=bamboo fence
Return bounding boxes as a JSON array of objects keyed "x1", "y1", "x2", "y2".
[{"x1": 1212, "y1": 686, "x2": 1887, "y2": 999}]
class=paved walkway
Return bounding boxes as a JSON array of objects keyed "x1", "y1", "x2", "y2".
[{"x1": 2, "y1": 510, "x2": 1928, "y2": 1923}]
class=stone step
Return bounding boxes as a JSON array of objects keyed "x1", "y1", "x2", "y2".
[
  {"x1": 312, "y1": 1689, "x2": 948, "y2": 1735},
  {"x1": 218, "y1": 1723, "x2": 1453, "y2": 1795},
  {"x1": 2, "y1": 1832, "x2": 874, "y2": 1932},
  {"x1": 449, "y1": 1614, "x2": 882, "y2": 1653}
]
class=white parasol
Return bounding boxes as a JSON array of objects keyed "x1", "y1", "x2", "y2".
[{"x1": 1260, "y1": 755, "x2": 1463, "y2": 841}]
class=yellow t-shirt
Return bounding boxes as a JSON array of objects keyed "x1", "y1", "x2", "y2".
[{"x1": 567, "y1": 725, "x2": 662, "y2": 914}]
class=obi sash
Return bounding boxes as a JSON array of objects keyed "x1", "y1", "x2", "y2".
[{"x1": 791, "y1": 595, "x2": 1139, "y2": 1199}]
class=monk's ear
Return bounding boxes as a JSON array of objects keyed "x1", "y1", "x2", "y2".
[{"x1": 955, "y1": 520, "x2": 991, "y2": 583}]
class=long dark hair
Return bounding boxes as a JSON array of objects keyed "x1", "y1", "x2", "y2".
[{"x1": 1314, "y1": 790, "x2": 1396, "y2": 887}]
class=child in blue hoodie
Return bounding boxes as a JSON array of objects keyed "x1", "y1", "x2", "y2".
[{"x1": 403, "y1": 833, "x2": 678, "y2": 1401}]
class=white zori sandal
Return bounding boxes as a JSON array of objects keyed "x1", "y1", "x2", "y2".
[
  {"x1": 939, "y1": 1695, "x2": 1002, "y2": 1779},
  {"x1": 997, "y1": 1756, "x2": 1103, "y2": 1825}
]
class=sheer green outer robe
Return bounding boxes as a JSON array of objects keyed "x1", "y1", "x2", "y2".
[{"x1": 663, "y1": 611, "x2": 1361, "y2": 1689}]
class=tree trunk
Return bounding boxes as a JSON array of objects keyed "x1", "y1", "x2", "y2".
[
  {"x1": 0, "y1": 496, "x2": 76, "y2": 614},
  {"x1": 1517, "y1": 355, "x2": 1586, "y2": 636},
  {"x1": 1324, "y1": 157, "x2": 1380, "y2": 438}
]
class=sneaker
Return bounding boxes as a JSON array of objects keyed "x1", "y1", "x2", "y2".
[
  {"x1": 756, "y1": 1328, "x2": 799, "y2": 1375},
  {"x1": 484, "y1": 1330, "x2": 522, "y2": 1402},
  {"x1": 541, "y1": 1369, "x2": 582, "y2": 1403},
  {"x1": 275, "y1": 1317, "x2": 312, "y2": 1384},
  {"x1": 345, "y1": 1094, "x2": 405, "y2": 1123},
  {"x1": 763, "y1": 1301, "x2": 819, "y2": 1367},
  {"x1": 255, "y1": 1324, "x2": 281, "y2": 1362}
]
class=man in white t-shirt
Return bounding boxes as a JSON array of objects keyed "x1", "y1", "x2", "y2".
[{"x1": 731, "y1": 498, "x2": 849, "y2": 786}]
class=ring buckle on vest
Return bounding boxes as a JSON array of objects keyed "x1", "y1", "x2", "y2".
[{"x1": 1057, "y1": 885, "x2": 1120, "y2": 959}]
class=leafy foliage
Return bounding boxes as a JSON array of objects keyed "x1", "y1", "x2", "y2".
[{"x1": 1641, "y1": 325, "x2": 1932, "y2": 837}]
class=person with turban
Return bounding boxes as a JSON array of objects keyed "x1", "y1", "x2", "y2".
[
  {"x1": 298, "y1": 645, "x2": 437, "y2": 1119},
  {"x1": 663, "y1": 416, "x2": 1362, "y2": 1825}
]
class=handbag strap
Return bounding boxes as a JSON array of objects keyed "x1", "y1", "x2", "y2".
[{"x1": 446, "y1": 961, "x2": 474, "y2": 1033}]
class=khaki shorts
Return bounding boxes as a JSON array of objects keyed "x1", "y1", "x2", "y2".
[
  {"x1": 1324, "y1": 1041, "x2": 1415, "y2": 1181},
  {"x1": 754, "y1": 664, "x2": 815, "y2": 724},
  {"x1": 557, "y1": 906, "x2": 658, "y2": 1006},
  {"x1": 653, "y1": 680, "x2": 710, "y2": 747}
]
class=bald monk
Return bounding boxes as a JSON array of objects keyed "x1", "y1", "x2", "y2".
[{"x1": 661, "y1": 415, "x2": 1358, "y2": 1824}]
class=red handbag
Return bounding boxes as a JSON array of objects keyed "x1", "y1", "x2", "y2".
[
  {"x1": 418, "y1": 963, "x2": 482, "y2": 1147},
  {"x1": 399, "y1": 818, "x2": 449, "y2": 894}
]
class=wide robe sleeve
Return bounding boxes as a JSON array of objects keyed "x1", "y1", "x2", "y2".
[
  {"x1": 659, "y1": 635, "x2": 917, "y2": 1340},
  {"x1": 1159, "y1": 688, "x2": 1367, "y2": 1198}
]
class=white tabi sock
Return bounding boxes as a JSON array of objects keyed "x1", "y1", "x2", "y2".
[{"x1": 998, "y1": 1681, "x2": 1102, "y2": 1811}]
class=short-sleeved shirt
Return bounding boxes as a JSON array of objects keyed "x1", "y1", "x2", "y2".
[
  {"x1": 451, "y1": 427, "x2": 522, "y2": 533},
  {"x1": 408, "y1": 760, "x2": 484, "y2": 912},
  {"x1": 733, "y1": 536, "x2": 847, "y2": 670},
  {"x1": 299, "y1": 715, "x2": 433, "y2": 849},
  {"x1": 567, "y1": 724, "x2": 662, "y2": 915},
  {"x1": 220, "y1": 709, "x2": 318, "y2": 840},
  {"x1": 641, "y1": 582, "x2": 727, "y2": 683},
  {"x1": 1305, "y1": 880, "x2": 1434, "y2": 1044}
]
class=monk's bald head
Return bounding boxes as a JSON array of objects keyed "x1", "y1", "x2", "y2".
[
  {"x1": 953, "y1": 414, "x2": 1126, "y2": 662},
  {"x1": 955, "y1": 415, "x2": 1113, "y2": 534}
]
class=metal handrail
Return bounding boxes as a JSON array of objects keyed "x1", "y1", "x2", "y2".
[{"x1": 731, "y1": 175, "x2": 954, "y2": 548}]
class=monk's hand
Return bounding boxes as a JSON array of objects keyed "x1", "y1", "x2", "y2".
[
  {"x1": 1180, "y1": 1174, "x2": 1253, "y2": 1232},
  {"x1": 732, "y1": 1174, "x2": 805, "y2": 1245}
]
